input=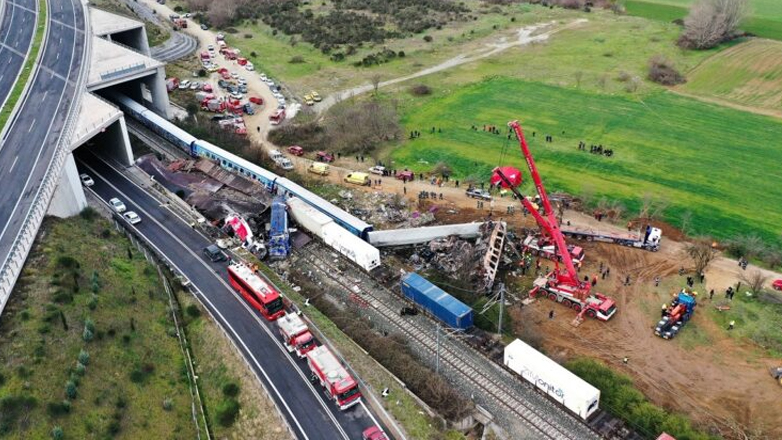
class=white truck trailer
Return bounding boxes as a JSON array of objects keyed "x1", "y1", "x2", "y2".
[{"x1": 504, "y1": 338, "x2": 600, "y2": 420}]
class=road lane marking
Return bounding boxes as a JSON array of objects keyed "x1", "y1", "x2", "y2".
[
  {"x1": 28, "y1": 118, "x2": 35, "y2": 132},
  {"x1": 8, "y1": 156, "x2": 18, "y2": 173},
  {"x1": 80, "y1": 158, "x2": 353, "y2": 440}
]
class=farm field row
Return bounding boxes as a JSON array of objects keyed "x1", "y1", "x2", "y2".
[{"x1": 388, "y1": 78, "x2": 782, "y2": 245}]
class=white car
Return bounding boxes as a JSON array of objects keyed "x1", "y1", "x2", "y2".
[
  {"x1": 190, "y1": 82, "x2": 200, "y2": 90},
  {"x1": 79, "y1": 173, "x2": 94, "y2": 186},
  {"x1": 230, "y1": 72, "x2": 239, "y2": 79},
  {"x1": 109, "y1": 197, "x2": 126, "y2": 213},
  {"x1": 207, "y1": 44, "x2": 214, "y2": 51},
  {"x1": 123, "y1": 211, "x2": 141, "y2": 225},
  {"x1": 273, "y1": 91, "x2": 283, "y2": 100},
  {"x1": 230, "y1": 91, "x2": 243, "y2": 100},
  {"x1": 369, "y1": 166, "x2": 386, "y2": 175},
  {"x1": 245, "y1": 64, "x2": 254, "y2": 71},
  {"x1": 237, "y1": 78, "x2": 247, "y2": 86},
  {"x1": 265, "y1": 79, "x2": 274, "y2": 86},
  {"x1": 259, "y1": 73, "x2": 267, "y2": 81},
  {"x1": 178, "y1": 80, "x2": 190, "y2": 90},
  {"x1": 278, "y1": 97, "x2": 286, "y2": 105}
]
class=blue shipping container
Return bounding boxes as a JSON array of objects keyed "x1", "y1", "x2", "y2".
[{"x1": 400, "y1": 273, "x2": 473, "y2": 330}]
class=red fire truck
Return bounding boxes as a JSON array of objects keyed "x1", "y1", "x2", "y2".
[
  {"x1": 306, "y1": 346, "x2": 361, "y2": 410},
  {"x1": 227, "y1": 262, "x2": 285, "y2": 321},
  {"x1": 276, "y1": 313, "x2": 316, "y2": 358}
]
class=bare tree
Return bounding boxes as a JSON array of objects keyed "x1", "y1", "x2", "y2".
[
  {"x1": 680, "y1": 0, "x2": 749, "y2": 49},
  {"x1": 679, "y1": 210, "x2": 693, "y2": 237},
  {"x1": 638, "y1": 193, "x2": 668, "y2": 221},
  {"x1": 739, "y1": 269, "x2": 769, "y2": 294},
  {"x1": 686, "y1": 237, "x2": 718, "y2": 275},
  {"x1": 370, "y1": 74, "x2": 382, "y2": 95},
  {"x1": 207, "y1": 0, "x2": 239, "y2": 28}
]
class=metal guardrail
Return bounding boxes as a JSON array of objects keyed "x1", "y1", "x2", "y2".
[
  {"x1": 0, "y1": 0, "x2": 92, "y2": 312},
  {"x1": 99, "y1": 62, "x2": 145, "y2": 81}
]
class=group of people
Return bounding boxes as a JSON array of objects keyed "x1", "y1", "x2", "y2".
[
  {"x1": 578, "y1": 141, "x2": 614, "y2": 157},
  {"x1": 418, "y1": 191, "x2": 443, "y2": 200}
]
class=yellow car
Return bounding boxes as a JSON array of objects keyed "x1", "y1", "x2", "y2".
[
  {"x1": 303, "y1": 94, "x2": 315, "y2": 106},
  {"x1": 310, "y1": 91, "x2": 322, "y2": 102}
]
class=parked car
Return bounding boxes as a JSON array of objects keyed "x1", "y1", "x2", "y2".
[
  {"x1": 202, "y1": 84, "x2": 213, "y2": 92},
  {"x1": 245, "y1": 63, "x2": 254, "y2": 71},
  {"x1": 259, "y1": 73, "x2": 268, "y2": 81},
  {"x1": 288, "y1": 145, "x2": 304, "y2": 156},
  {"x1": 109, "y1": 198, "x2": 126, "y2": 213},
  {"x1": 207, "y1": 44, "x2": 214, "y2": 51},
  {"x1": 203, "y1": 244, "x2": 228, "y2": 262},
  {"x1": 200, "y1": 24, "x2": 209, "y2": 30},
  {"x1": 249, "y1": 96, "x2": 263, "y2": 105},
  {"x1": 239, "y1": 85, "x2": 248, "y2": 93},
  {"x1": 315, "y1": 151, "x2": 334, "y2": 163},
  {"x1": 230, "y1": 92, "x2": 243, "y2": 100},
  {"x1": 189, "y1": 82, "x2": 200, "y2": 90},
  {"x1": 217, "y1": 79, "x2": 229, "y2": 89},
  {"x1": 368, "y1": 165, "x2": 385, "y2": 175},
  {"x1": 310, "y1": 91, "x2": 322, "y2": 102},
  {"x1": 396, "y1": 170, "x2": 414, "y2": 181},
  {"x1": 183, "y1": 13, "x2": 191, "y2": 18},
  {"x1": 177, "y1": 79, "x2": 190, "y2": 90},
  {"x1": 362, "y1": 427, "x2": 388, "y2": 440},
  {"x1": 79, "y1": 173, "x2": 94, "y2": 186},
  {"x1": 123, "y1": 211, "x2": 141, "y2": 225},
  {"x1": 465, "y1": 188, "x2": 492, "y2": 200},
  {"x1": 230, "y1": 72, "x2": 239, "y2": 79},
  {"x1": 773, "y1": 279, "x2": 782, "y2": 291}
]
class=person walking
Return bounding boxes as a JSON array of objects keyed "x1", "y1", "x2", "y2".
[
  {"x1": 548, "y1": 310, "x2": 555, "y2": 320},
  {"x1": 709, "y1": 289, "x2": 714, "y2": 300},
  {"x1": 624, "y1": 275, "x2": 631, "y2": 286},
  {"x1": 661, "y1": 303, "x2": 668, "y2": 317},
  {"x1": 654, "y1": 276, "x2": 661, "y2": 287},
  {"x1": 727, "y1": 320, "x2": 735, "y2": 331}
]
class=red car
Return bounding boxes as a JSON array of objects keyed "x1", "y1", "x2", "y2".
[
  {"x1": 396, "y1": 171, "x2": 414, "y2": 181},
  {"x1": 202, "y1": 84, "x2": 213, "y2": 92},
  {"x1": 362, "y1": 427, "x2": 388, "y2": 440},
  {"x1": 773, "y1": 279, "x2": 782, "y2": 291},
  {"x1": 316, "y1": 151, "x2": 334, "y2": 163},
  {"x1": 288, "y1": 145, "x2": 304, "y2": 156},
  {"x1": 249, "y1": 96, "x2": 263, "y2": 105}
]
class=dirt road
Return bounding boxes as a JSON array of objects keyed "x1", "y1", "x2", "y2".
[{"x1": 316, "y1": 19, "x2": 588, "y2": 113}]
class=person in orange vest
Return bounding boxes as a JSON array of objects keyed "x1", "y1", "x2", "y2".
[{"x1": 591, "y1": 275, "x2": 598, "y2": 286}]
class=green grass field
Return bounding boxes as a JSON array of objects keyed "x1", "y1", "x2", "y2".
[
  {"x1": 0, "y1": 215, "x2": 194, "y2": 438},
  {"x1": 681, "y1": 39, "x2": 782, "y2": 111},
  {"x1": 389, "y1": 78, "x2": 782, "y2": 244},
  {"x1": 623, "y1": 0, "x2": 782, "y2": 40}
]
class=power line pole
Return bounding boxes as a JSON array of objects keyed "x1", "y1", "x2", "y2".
[{"x1": 498, "y1": 283, "x2": 505, "y2": 335}]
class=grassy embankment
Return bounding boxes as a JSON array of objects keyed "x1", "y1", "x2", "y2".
[
  {"x1": 0, "y1": 0, "x2": 47, "y2": 131},
  {"x1": 0, "y1": 214, "x2": 281, "y2": 439},
  {"x1": 623, "y1": 0, "x2": 782, "y2": 41},
  {"x1": 0, "y1": 215, "x2": 193, "y2": 438}
]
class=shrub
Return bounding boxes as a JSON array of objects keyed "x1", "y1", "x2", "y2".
[
  {"x1": 185, "y1": 304, "x2": 201, "y2": 318},
  {"x1": 129, "y1": 369, "x2": 145, "y2": 384},
  {"x1": 82, "y1": 328, "x2": 94, "y2": 342},
  {"x1": 55, "y1": 256, "x2": 79, "y2": 270},
  {"x1": 162, "y1": 398, "x2": 174, "y2": 411},
  {"x1": 78, "y1": 349, "x2": 90, "y2": 365},
  {"x1": 243, "y1": 33, "x2": 253, "y2": 39},
  {"x1": 423, "y1": 35, "x2": 433, "y2": 42},
  {"x1": 75, "y1": 362, "x2": 86, "y2": 376},
  {"x1": 0, "y1": 395, "x2": 37, "y2": 432},
  {"x1": 88, "y1": 295, "x2": 97, "y2": 310},
  {"x1": 0, "y1": 372, "x2": 5, "y2": 387},
  {"x1": 222, "y1": 382, "x2": 240, "y2": 398},
  {"x1": 216, "y1": 399, "x2": 241, "y2": 427},
  {"x1": 410, "y1": 84, "x2": 432, "y2": 96},
  {"x1": 647, "y1": 56, "x2": 686, "y2": 85},
  {"x1": 289, "y1": 55, "x2": 305, "y2": 64},
  {"x1": 51, "y1": 426, "x2": 64, "y2": 440},
  {"x1": 79, "y1": 207, "x2": 97, "y2": 221},
  {"x1": 65, "y1": 381, "x2": 77, "y2": 399},
  {"x1": 397, "y1": 50, "x2": 405, "y2": 57},
  {"x1": 47, "y1": 401, "x2": 71, "y2": 417}
]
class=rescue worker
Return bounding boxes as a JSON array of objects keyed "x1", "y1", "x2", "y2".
[
  {"x1": 661, "y1": 303, "x2": 668, "y2": 317},
  {"x1": 728, "y1": 320, "x2": 735, "y2": 331}
]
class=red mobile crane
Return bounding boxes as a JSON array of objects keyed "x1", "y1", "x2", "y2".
[{"x1": 494, "y1": 121, "x2": 617, "y2": 323}]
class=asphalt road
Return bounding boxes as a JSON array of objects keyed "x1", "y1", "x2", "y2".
[
  {"x1": 0, "y1": 0, "x2": 86, "y2": 264},
  {"x1": 0, "y1": 0, "x2": 37, "y2": 111},
  {"x1": 75, "y1": 150, "x2": 387, "y2": 440}
]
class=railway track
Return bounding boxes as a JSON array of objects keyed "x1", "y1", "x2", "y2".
[{"x1": 295, "y1": 243, "x2": 598, "y2": 440}]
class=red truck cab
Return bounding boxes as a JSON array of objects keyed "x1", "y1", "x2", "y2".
[
  {"x1": 277, "y1": 313, "x2": 316, "y2": 358},
  {"x1": 396, "y1": 170, "x2": 414, "y2": 181},
  {"x1": 307, "y1": 346, "x2": 361, "y2": 410}
]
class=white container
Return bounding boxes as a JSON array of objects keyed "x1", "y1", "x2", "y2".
[
  {"x1": 504, "y1": 339, "x2": 600, "y2": 420},
  {"x1": 321, "y1": 223, "x2": 380, "y2": 271},
  {"x1": 287, "y1": 197, "x2": 332, "y2": 239}
]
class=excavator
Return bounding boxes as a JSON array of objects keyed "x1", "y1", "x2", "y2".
[{"x1": 493, "y1": 120, "x2": 617, "y2": 325}]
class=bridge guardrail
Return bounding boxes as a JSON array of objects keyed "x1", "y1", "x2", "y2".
[{"x1": 0, "y1": 0, "x2": 92, "y2": 312}]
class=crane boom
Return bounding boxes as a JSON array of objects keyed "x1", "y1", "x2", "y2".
[{"x1": 507, "y1": 120, "x2": 579, "y2": 283}]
